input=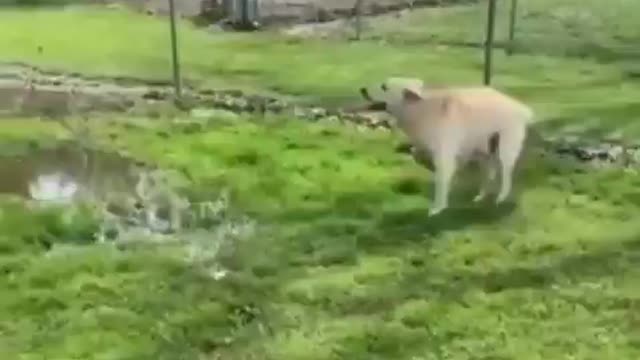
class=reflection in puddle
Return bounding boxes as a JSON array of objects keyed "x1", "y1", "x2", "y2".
[
  {"x1": 29, "y1": 172, "x2": 79, "y2": 202},
  {"x1": 0, "y1": 142, "x2": 193, "y2": 234},
  {"x1": 0, "y1": 142, "x2": 145, "y2": 203}
]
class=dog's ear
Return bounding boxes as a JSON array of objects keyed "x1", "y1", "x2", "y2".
[{"x1": 402, "y1": 87, "x2": 423, "y2": 103}]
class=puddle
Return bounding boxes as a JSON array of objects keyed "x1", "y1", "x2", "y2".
[
  {"x1": 0, "y1": 141, "x2": 254, "y2": 280},
  {"x1": 0, "y1": 141, "x2": 199, "y2": 236},
  {"x1": 0, "y1": 142, "x2": 147, "y2": 203}
]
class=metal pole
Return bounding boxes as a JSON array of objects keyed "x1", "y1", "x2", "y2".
[
  {"x1": 507, "y1": 0, "x2": 518, "y2": 55},
  {"x1": 168, "y1": 0, "x2": 182, "y2": 99},
  {"x1": 483, "y1": 0, "x2": 497, "y2": 85},
  {"x1": 354, "y1": 0, "x2": 364, "y2": 40},
  {"x1": 241, "y1": 0, "x2": 249, "y2": 26}
]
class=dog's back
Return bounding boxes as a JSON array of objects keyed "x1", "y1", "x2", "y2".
[{"x1": 406, "y1": 86, "x2": 532, "y2": 160}]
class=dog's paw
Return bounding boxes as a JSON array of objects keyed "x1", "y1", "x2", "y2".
[
  {"x1": 495, "y1": 192, "x2": 509, "y2": 204},
  {"x1": 428, "y1": 206, "x2": 445, "y2": 217}
]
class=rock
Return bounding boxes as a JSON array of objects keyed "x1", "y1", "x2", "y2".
[
  {"x1": 142, "y1": 89, "x2": 166, "y2": 100},
  {"x1": 316, "y1": 7, "x2": 336, "y2": 22},
  {"x1": 625, "y1": 148, "x2": 640, "y2": 165},
  {"x1": 190, "y1": 107, "x2": 239, "y2": 121},
  {"x1": 199, "y1": 88, "x2": 216, "y2": 96},
  {"x1": 309, "y1": 107, "x2": 328, "y2": 119},
  {"x1": 266, "y1": 100, "x2": 287, "y2": 112},
  {"x1": 575, "y1": 146, "x2": 606, "y2": 161},
  {"x1": 323, "y1": 115, "x2": 341, "y2": 124},
  {"x1": 233, "y1": 97, "x2": 251, "y2": 111},
  {"x1": 293, "y1": 106, "x2": 308, "y2": 118},
  {"x1": 245, "y1": 95, "x2": 272, "y2": 112},
  {"x1": 219, "y1": 95, "x2": 237, "y2": 110},
  {"x1": 608, "y1": 145, "x2": 624, "y2": 161},
  {"x1": 219, "y1": 89, "x2": 244, "y2": 98}
]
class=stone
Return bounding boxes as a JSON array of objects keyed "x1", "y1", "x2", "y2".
[
  {"x1": 309, "y1": 107, "x2": 327, "y2": 119},
  {"x1": 190, "y1": 107, "x2": 235, "y2": 119},
  {"x1": 142, "y1": 89, "x2": 166, "y2": 100},
  {"x1": 608, "y1": 145, "x2": 624, "y2": 161}
]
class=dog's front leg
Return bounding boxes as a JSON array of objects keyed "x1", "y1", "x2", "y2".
[
  {"x1": 410, "y1": 145, "x2": 435, "y2": 171},
  {"x1": 429, "y1": 152, "x2": 456, "y2": 217}
]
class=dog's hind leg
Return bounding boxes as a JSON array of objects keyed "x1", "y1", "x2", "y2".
[
  {"x1": 473, "y1": 156, "x2": 498, "y2": 203},
  {"x1": 496, "y1": 125, "x2": 526, "y2": 204},
  {"x1": 473, "y1": 133, "x2": 500, "y2": 203}
]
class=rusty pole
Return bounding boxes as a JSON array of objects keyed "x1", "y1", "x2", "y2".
[
  {"x1": 507, "y1": 0, "x2": 519, "y2": 55},
  {"x1": 354, "y1": 0, "x2": 364, "y2": 40},
  {"x1": 168, "y1": 0, "x2": 182, "y2": 99},
  {"x1": 483, "y1": 0, "x2": 497, "y2": 85}
]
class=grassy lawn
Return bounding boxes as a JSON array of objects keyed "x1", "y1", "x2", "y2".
[
  {"x1": 1, "y1": 2, "x2": 640, "y2": 359},
  {"x1": 2, "y1": 116, "x2": 640, "y2": 359}
]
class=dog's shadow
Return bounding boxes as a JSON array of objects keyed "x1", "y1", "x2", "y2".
[{"x1": 377, "y1": 200, "x2": 517, "y2": 237}]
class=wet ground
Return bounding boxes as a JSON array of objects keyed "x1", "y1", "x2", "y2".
[
  {"x1": 0, "y1": 139, "x2": 241, "y2": 240},
  {"x1": 0, "y1": 142, "x2": 145, "y2": 203},
  {"x1": 0, "y1": 140, "x2": 204, "y2": 239}
]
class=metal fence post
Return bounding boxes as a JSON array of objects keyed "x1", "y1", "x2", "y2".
[
  {"x1": 354, "y1": 0, "x2": 364, "y2": 40},
  {"x1": 483, "y1": 0, "x2": 497, "y2": 85},
  {"x1": 507, "y1": 0, "x2": 518, "y2": 55},
  {"x1": 168, "y1": 0, "x2": 182, "y2": 99}
]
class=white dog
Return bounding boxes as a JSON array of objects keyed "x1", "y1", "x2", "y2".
[{"x1": 360, "y1": 77, "x2": 533, "y2": 216}]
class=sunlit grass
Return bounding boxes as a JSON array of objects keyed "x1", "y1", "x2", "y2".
[{"x1": 2, "y1": 116, "x2": 640, "y2": 358}]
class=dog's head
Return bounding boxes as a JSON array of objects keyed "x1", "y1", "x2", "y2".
[{"x1": 359, "y1": 77, "x2": 425, "y2": 115}]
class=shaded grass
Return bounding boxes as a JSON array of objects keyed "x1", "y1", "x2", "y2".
[{"x1": 3, "y1": 116, "x2": 638, "y2": 358}]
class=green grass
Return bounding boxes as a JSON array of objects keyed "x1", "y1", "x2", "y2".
[
  {"x1": 2, "y1": 116, "x2": 640, "y2": 359},
  {"x1": 2, "y1": 2, "x2": 640, "y2": 359}
]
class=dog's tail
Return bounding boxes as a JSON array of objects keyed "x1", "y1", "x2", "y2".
[
  {"x1": 488, "y1": 108, "x2": 534, "y2": 172},
  {"x1": 516, "y1": 113, "x2": 550, "y2": 173},
  {"x1": 525, "y1": 125, "x2": 546, "y2": 148}
]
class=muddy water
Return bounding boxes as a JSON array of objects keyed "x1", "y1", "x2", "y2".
[{"x1": 0, "y1": 143, "x2": 146, "y2": 203}]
